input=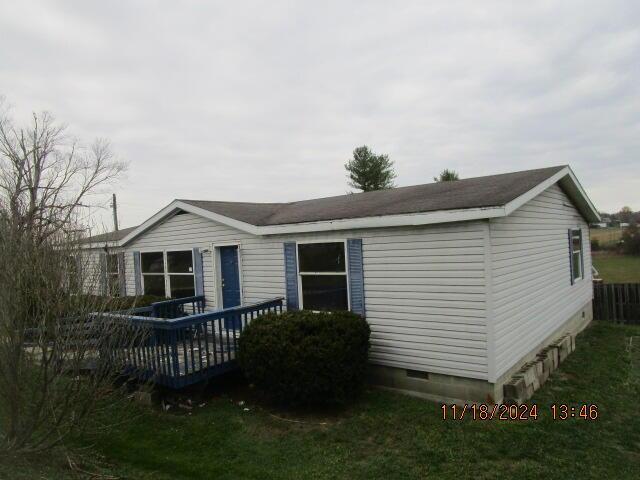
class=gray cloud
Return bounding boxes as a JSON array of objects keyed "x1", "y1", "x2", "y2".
[{"x1": 1, "y1": 0, "x2": 638, "y2": 228}]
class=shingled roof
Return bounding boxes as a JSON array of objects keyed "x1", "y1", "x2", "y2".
[
  {"x1": 178, "y1": 166, "x2": 566, "y2": 226},
  {"x1": 85, "y1": 165, "x2": 598, "y2": 245},
  {"x1": 82, "y1": 225, "x2": 137, "y2": 244}
]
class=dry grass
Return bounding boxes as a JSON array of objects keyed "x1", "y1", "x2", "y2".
[{"x1": 591, "y1": 227, "x2": 625, "y2": 247}]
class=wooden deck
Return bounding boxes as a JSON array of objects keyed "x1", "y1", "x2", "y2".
[{"x1": 106, "y1": 296, "x2": 284, "y2": 388}]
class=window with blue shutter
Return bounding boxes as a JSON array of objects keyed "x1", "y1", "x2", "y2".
[
  {"x1": 297, "y1": 242, "x2": 348, "y2": 311},
  {"x1": 288, "y1": 240, "x2": 365, "y2": 314}
]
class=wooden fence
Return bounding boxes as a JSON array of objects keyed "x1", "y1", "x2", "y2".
[{"x1": 593, "y1": 283, "x2": 640, "y2": 324}]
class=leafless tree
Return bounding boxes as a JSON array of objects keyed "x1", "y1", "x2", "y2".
[
  {"x1": 0, "y1": 99, "x2": 125, "y2": 243},
  {"x1": 0, "y1": 227, "x2": 149, "y2": 453},
  {"x1": 0, "y1": 100, "x2": 145, "y2": 454}
]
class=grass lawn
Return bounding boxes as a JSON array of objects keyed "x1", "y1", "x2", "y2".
[
  {"x1": 592, "y1": 253, "x2": 640, "y2": 283},
  {"x1": 3, "y1": 322, "x2": 640, "y2": 479}
]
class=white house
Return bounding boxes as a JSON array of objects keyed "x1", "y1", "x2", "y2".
[{"x1": 83, "y1": 165, "x2": 600, "y2": 403}]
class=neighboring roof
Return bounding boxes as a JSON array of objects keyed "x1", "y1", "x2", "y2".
[
  {"x1": 179, "y1": 166, "x2": 566, "y2": 226},
  {"x1": 82, "y1": 225, "x2": 137, "y2": 245},
  {"x1": 84, "y1": 165, "x2": 600, "y2": 247}
]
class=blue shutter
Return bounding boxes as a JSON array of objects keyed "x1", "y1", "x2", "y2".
[
  {"x1": 568, "y1": 229, "x2": 574, "y2": 286},
  {"x1": 283, "y1": 242, "x2": 299, "y2": 310},
  {"x1": 99, "y1": 252, "x2": 108, "y2": 296},
  {"x1": 347, "y1": 239, "x2": 365, "y2": 316},
  {"x1": 193, "y1": 247, "x2": 204, "y2": 297},
  {"x1": 117, "y1": 251, "x2": 126, "y2": 296},
  {"x1": 133, "y1": 251, "x2": 142, "y2": 295}
]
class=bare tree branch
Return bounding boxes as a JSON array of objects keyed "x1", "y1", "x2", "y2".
[
  {"x1": 0, "y1": 101, "x2": 141, "y2": 454},
  {"x1": 0, "y1": 106, "x2": 126, "y2": 243}
]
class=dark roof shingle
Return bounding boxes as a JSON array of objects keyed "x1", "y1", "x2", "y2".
[{"x1": 180, "y1": 166, "x2": 566, "y2": 226}]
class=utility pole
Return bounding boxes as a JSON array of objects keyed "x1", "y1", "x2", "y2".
[{"x1": 111, "y1": 193, "x2": 119, "y2": 231}]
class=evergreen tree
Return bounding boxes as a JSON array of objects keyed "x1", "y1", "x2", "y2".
[
  {"x1": 434, "y1": 169, "x2": 460, "y2": 182},
  {"x1": 345, "y1": 146, "x2": 396, "y2": 192}
]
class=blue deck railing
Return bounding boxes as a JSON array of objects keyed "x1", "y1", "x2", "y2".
[
  {"x1": 105, "y1": 297, "x2": 284, "y2": 388},
  {"x1": 151, "y1": 295, "x2": 206, "y2": 319}
]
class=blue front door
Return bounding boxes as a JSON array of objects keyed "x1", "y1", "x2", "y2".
[{"x1": 220, "y1": 246, "x2": 241, "y2": 328}]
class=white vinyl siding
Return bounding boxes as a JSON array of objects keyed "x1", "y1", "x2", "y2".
[
  {"x1": 274, "y1": 223, "x2": 489, "y2": 380},
  {"x1": 81, "y1": 249, "x2": 103, "y2": 295},
  {"x1": 489, "y1": 183, "x2": 592, "y2": 379},
  {"x1": 362, "y1": 226, "x2": 487, "y2": 379}
]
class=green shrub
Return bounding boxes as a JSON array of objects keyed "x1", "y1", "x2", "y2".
[{"x1": 238, "y1": 310, "x2": 371, "y2": 406}]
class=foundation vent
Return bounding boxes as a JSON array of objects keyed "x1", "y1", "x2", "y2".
[{"x1": 406, "y1": 369, "x2": 429, "y2": 380}]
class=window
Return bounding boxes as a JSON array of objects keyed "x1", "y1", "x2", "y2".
[
  {"x1": 140, "y1": 250, "x2": 195, "y2": 298},
  {"x1": 570, "y1": 229, "x2": 583, "y2": 282},
  {"x1": 297, "y1": 242, "x2": 348, "y2": 311},
  {"x1": 141, "y1": 252, "x2": 165, "y2": 296},
  {"x1": 107, "y1": 253, "x2": 120, "y2": 296},
  {"x1": 167, "y1": 250, "x2": 195, "y2": 298}
]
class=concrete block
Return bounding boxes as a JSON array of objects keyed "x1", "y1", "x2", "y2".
[
  {"x1": 539, "y1": 368, "x2": 550, "y2": 385},
  {"x1": 536, "y1": 351, "x2": 553, "y2": 374},
  {"x1": 534, "y1": 360, "x2": 544, "y2": 378},
  {"x1": 525, "y1": 365, "x2": 538, "y2": 386},
  {"x1": 503, "y1": 376, "x2": 526, "y2": 401},
  {"x1": 549, "y1": 348, "x2": 559, "y2": 369},
  {"x1": 536, "y1": 349, "x2": 554, "y2": 373},
  {"x1": 558, "y1": 342, "x2": 569, "y2": 362},
  {"x1": 543, "y1": 355, "x2": 554, "y2": 374}
]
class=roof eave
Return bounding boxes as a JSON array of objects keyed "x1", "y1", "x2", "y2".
[{"x1": 257, "y1": 206, "x2": 507, "y2": 235}]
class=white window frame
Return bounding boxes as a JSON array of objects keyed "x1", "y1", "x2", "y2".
[
  {"x1": 140, "y1": 249, "x2": 196, "y2": 298},
  {"x1": 296, "y1": 239, "x2": 350, "y2": 311},
  {"x1": 571, "y1": 229, "x2": 583, "y2": 282}
]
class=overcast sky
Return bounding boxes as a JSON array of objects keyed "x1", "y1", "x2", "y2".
[{"x1": 1, "y1": 1, "x2": 638, "y2": 229}]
